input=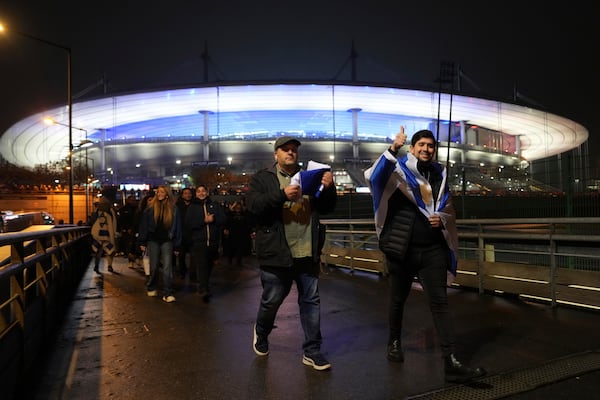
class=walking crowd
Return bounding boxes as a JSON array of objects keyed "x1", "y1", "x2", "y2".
[
  {"x1": 87, "y1": 130, "x2": 486, "y2": 382},
  {"x1": 90, "y1": 185, "x2": 251, "y2": 304}
]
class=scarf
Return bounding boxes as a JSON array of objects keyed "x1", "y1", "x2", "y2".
[{"x1": 364, "y1": 151, "x2": 458, "y2": 276}]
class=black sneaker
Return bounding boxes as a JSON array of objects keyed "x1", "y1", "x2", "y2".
[
  {"x1": 387, "y1": 339, "x2": 404, "y2": 362},
  {"x1": 302, "y1": 353, "x2": 331, "y2": 371},
  {"x1": 253, "y1": 324, "x2": 269, "y2": 356}
]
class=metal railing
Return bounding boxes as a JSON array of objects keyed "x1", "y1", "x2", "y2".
[
  {"x1": 320, "y1": 218, "x2": 600, "y2": 310},
  {"x1": 0, "y1": 226, "x2": 91, "y2": 399}
]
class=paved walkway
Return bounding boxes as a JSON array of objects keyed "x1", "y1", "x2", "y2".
[{"x1": 27, "y1": 255, "x2": 600, "y2": 400}]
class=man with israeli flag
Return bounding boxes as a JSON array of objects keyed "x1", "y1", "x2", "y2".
[
  {"x1": 364, "y1": 127, "x2": 486, "y2": 383},
  {"x1": 247, "y1": 136, "x2": 337, "y2": 371}
]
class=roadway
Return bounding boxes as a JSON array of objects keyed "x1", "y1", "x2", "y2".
[{"x1": 26, "y1": 255, "x2": 600, "y2": 400}]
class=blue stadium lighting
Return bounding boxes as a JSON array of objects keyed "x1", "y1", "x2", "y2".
[{"x1": 0, "y1": 83, "x2": 588, "y2": 171}]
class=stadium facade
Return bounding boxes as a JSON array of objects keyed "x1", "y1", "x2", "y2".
[{"x1": 0, "y1": 82, "x2": 589, "y2": 194}]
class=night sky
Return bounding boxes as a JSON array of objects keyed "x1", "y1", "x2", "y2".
[{"x1": 1, "y1": 1, "x2": 597, "y2": 163}]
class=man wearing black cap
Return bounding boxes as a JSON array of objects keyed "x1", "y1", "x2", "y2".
[{"x1": 247, "y1": 136, "x2": 337, "y2": 370}]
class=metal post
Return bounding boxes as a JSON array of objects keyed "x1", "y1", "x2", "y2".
[
  {"x1": 85, "y1": 134, "x2": 89, "y2": 221},
  {"x1": 67, "y1": 49, "x2": 73, "y2": 224}
]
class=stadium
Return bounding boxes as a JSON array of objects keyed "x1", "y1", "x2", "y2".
[{"x1": 0, "y1": 82, "x2": 589, "y2": 196}]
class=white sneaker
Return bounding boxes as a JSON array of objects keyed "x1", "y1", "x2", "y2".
[
  {"x1": 147, "y1": 290, "x2": 158, "y2": 297},
  {"x1": 162, "y1": 295, "x2": 176, "y2": 303}
]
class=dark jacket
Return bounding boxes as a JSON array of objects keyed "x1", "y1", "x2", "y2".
[
  {"x1": 378, "y1": 159, "x2": 446, "y2": 262},
  {"x1": 117, "y1": 203, "x2": 138, "y2": 232},
  {"x1": 183, "y1": 197, "x2": 225, "y2": 248},
  {"x1": 175, "y1": 197, "x2": 193, "y2": 221},
  {"x1": 246, "y1": 163, "x2": 337, "y2": 268},
  {"x1": 222, "y1": 208, "x2": 255, "y2": 257},
  {"x1": 137, "y1": 206, "x2": 182, "y2": 249}
]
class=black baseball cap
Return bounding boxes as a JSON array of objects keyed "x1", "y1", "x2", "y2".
[{"x1": 274, "y1": 136, "x2": 301, "y2": 151}]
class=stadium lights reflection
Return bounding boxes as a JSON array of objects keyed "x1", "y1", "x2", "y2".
[
  {"x1": 519, "y1": 294, "x2": 600, "y2": 311},
  {"x1": 567, "y1": 284, "x2": 600, "y2": 292},
  {"x1": 489, "y1": 275, "x2": 549, "y2": 284}
]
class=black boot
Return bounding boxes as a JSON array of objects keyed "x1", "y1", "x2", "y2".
[
  {"x1": 387, "y1": 339, "x2": 404, "y2": 362},
  {"x1": 444, "y1": 353, "x2": 486, "y2": 383}
]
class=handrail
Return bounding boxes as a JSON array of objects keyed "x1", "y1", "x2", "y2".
[
  {"x1": 320, "y1": 218, "x2": 600, "y2": 310},
  {"x1": 0, "y1": 225, "x2": 92, "y2": 399}
]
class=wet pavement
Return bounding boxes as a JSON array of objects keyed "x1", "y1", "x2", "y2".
[{"x1": 27, "y1": 255, "x2": 600, "y2": 400}]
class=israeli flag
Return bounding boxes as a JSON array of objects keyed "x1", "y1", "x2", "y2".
[
  {"x1": 364, "y1": 151, "x2": 458, "y2": 277},
  {"x1": 291, "y1": 160, "x2": 331, "y2": 198}
]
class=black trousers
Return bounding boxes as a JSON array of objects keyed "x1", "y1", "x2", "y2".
[
  {"x1": 189, "y1": 242, "x2": 219, "y2": 292},
  {"x1": 386, "y1": 244, "x2": 455, "y2": 356}
]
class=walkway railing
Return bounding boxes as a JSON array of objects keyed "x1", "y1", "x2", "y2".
[
  {"x1": 0, "y1": 226, "x2": 91, "y2": 399},
  {"x1": 320, "y1": 218, "x2": 600, "y2": 310}
]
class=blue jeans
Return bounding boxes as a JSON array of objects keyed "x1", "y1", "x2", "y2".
[
  {"x1": 147, "y1": 240, "x2": 174, "y2": 296},
  {"x1": 255, "y1": 257, "x2": 323, "y2": 355},
  {"x1": 387, "y1": 244, "x2": 455, "y2": 356}
]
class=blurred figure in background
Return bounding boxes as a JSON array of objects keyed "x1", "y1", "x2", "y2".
[
  {"x1": 136, "y1": 191, "x2": 155, "y2": 275},
  {"x1": 222, "y1": 200, "x2": 254, "y2": 266},
  {"x1": 118, "y1": 195, "x2": 140, "y2": 268},
  {"x1": 175, "y1": 187, "x2": 194, "y2": 278},
  {"x1": 91, "y1": 197, "x2": 118, "y2": 274}
]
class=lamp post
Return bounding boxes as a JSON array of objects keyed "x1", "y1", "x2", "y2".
[{"x1": 1, "y1": 23, "x2": 74, "y2": 223}]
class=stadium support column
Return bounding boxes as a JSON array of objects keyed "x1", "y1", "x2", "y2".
[
  {"x1": 348, "y1": 108, "x2": 362, "y2": 159},
  {"x1": 99, "y1": 128, "x2": 106, "y2": 180},
  {"x1": 199, "y1": 110, "x2": 213, "y2": 162}
]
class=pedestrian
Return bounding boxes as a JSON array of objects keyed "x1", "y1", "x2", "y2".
[
  {"x1": 222, "y1": 201, "x2": 254, "y2": 266},
  {"x1": 136, "y1": 191, "x2": 155, "y2": 274},
  {"x1": 175, "y1": 187, "x2": 194, "y2": 278},
  {"x1": 91, "y1": 197, "x2": 118, "y2": 274},
  {"x1": 183, "y1": 184, "x2": 225, "y2": 301},
  {"x1": 364, "y1": 127, "x2": 486, "y2": 383},
  {"x1": 137, "y1": 185, "x2": 182, "y2": 303},
  {"x1": 118, "y1": 195, "x2": 139, "y2": 268},
  {"x1": 246, "y1": 136, "x2": 337, "y2": 371}
]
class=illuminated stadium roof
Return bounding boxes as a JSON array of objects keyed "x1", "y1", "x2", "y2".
[{"x1": 0, "y1": 83, "x2": 588, "y2": 178}]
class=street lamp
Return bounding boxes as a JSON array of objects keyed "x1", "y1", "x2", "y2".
[{"x1": 1, "y1": 23, "x2": 74, "y2": 223}]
